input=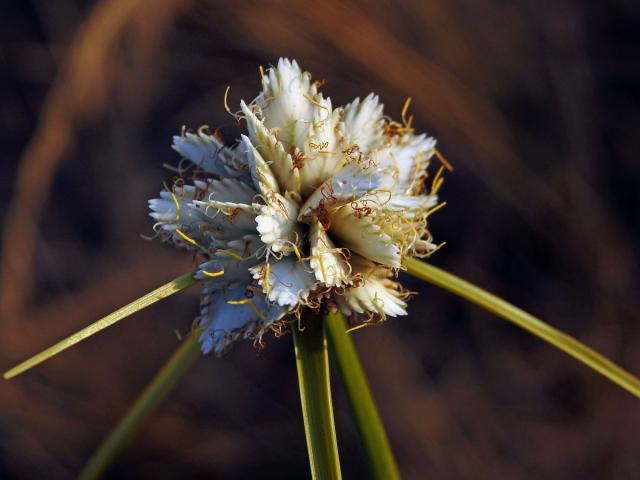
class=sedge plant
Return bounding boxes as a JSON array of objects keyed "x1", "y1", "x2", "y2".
[{"x1": 5, "y1": 59, "x2": 640, "y2": 480}]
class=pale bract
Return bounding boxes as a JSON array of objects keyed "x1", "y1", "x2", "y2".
[{"x1": 149, "y1": 58, "x2": 443, "y2": 355}]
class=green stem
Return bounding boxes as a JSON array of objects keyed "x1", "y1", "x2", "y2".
[
  {"x1": 4, "y1": 270, "x2": 198, "y2": 380},
  {"x1": 403, "y1": 257, "x2": 640, "y2": 398},
  {"x1": 325, "y1": 310, "x2": 400, "y2": 480},
  {"x1": 79, "y1": 334, "x2": 201, "y2": 480},
  {"x1": 292, "y1": 312, "x2": 342, "y2": 480}
]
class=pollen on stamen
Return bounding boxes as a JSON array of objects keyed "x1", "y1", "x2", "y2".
[
  {"x1": 175, "y1": 228, "x2": 198, "y2": 246},
  {"x1": 202, "y1": 270, "x2": 225, "y2": 277},
  {"x1": 227, "y1": 299, "x2": 267, "y2": 322},
  {"x1": 217, "y1": 249, "x2": 244, "y2": 261},
  {"x1": 264, "y1": 263, "x2": 271, "y2": 294}
]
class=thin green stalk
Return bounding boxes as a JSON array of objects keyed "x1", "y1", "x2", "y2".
[
  {"x1": 79, "y1": 334, "x2": 201, "y2": 480},
  {"x1": 325, "y1": 310, "x2": 400, "y2": 480},
  {"x1": 403, "y1": 257, "x2": 640, "y2": 398},
  {"x1": 4, "y1": 270, "x2": 197, "y2": 380},
  {"x1": 292, "y1": 312, "x2": 342, "y2": 480}
]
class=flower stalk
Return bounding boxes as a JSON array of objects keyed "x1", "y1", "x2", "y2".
[
  {"x1": 403, "y1": 257, "x2": 640, "y2": 398},
  {"x1": 292, "y1": 311, "x2": 342, "y2": 480},
  {"x1": 325, "y1": 310, "x2": 400, "y2": 480},
  {"x1": 80, "y1": 334, "x2": 201, "y2": 480}
]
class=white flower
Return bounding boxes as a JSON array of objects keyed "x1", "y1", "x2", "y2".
[{"x1": 149, "y1": 59, "x2": 445, "y2": 355}]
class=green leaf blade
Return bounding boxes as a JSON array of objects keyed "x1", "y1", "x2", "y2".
[
  {"x1": 80, "y1": 333, "x2": 201, "y2": 480},
  {"x1": 4, "y1": 270, "x2": 197, "y2": 380},
  {"x1": 403, "y1": 257, "x2": 640, "y2": 398},
  {"x1": 292, "y1": 311, "x2": 342, "y2": 480},
  {"x1": 325, "y1": 310, "x2": 401, "y2": 480}
]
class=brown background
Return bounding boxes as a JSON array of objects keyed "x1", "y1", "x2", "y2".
[{"x1": 1, "y1": 1, "x2": 639, "y2": 478}]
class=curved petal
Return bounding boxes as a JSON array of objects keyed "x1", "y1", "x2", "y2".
[
  {"x1": 372, "y1": 133, "x2": 436, "y2": 194},
  {"x1": 241, "y1": 134, "x2": 280, "y2": 196},
  {"x1": 341, "y1": 93, "x2": 385, "y2": 152},
  {"x1": 298, "y1": 163, "x2": 382, "y2": 220},
  {"x1": 195, "y1": 234, "x2": 263, "y2": 286},
  {"x1": 255, "y1": 193, "x2": 303, "y2": 254},
  {"x1": 149, "y1": 180, "x2": 214, "y2": 247},
  {"x1": 371, "y1": 195, "x2": 439, "y2": 257},
  {"x1": 309, "y1": 221, "x2": 350, "y2": 287},
  {"x1": 241, "y1": 101, "x2": 300, "y2": 194},
  {"x1": 250, "y1": 257, "x2": 317, "y2": 307},
  {"x1": 198, "y1": 285, "x2": 287, "y2": 355},
  {"x1": 336, "y1": 258, "x2": 407, "y2": 318},
  {"x1": 206, "y1": 177, "x2": 257, "y2": 205},
  {"x1": 172, "y1": 130, "x2": 245, "y2": 178},
  {"x1": 192, "y1": 199, "x2": 257, "y2": 233},
  {"x1": 297, "y1": 96, "x2": 344, "y2": 196},
  {"x1": 328, "y1": 204, "x2": 401, "y2": 267},
  {"x1": 257, "y1": 58, "x2": 317, "y2": 150}
]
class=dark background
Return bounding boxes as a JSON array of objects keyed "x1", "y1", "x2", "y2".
[{"x1": 1, "y1": 1, "x2": 639, "y2": 478}]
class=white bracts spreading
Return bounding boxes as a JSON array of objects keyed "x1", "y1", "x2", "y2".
[{"x1": 149, "y1": 59, "x2": 444, "y2": 355}]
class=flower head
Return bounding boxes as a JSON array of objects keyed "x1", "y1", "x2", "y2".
[{"x1": 149, "y1": 59, "x2": 444, "y2": 355}]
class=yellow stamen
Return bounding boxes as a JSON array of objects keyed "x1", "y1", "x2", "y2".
[
  {"x1": 432, "y1": 177, "x2": 445, "y2": 194},
  {"x1": 401, "y1": 97, "x2": 413, "y2": 127},
  {"x1": 346, "y1": 323, "x2": 371, "y2": 334},
  {"x1": 227, "y1": 299, "x2": 267, "y2": 322},
  {"x1": 175, "y1": 228, "x2": 198, "y2": 246},
  {"x1": 170, "y1": 191, "x2": 181, "y2": 221},
  {"x1": 202, "y1": 270, "x2": 224, "y2": 277},
  {"x1": 435, "y1": 149, "x2": 454, "y2": 171},
  {"x1": 303, "y1": 94, "x2": 328, "y2": 111},
  {"x1": 224, "y1": 86, "x2": 232, "y2": 115},
  {"x1": 264, "y1": 263, "x2": 271, "y2": 294},
  {"x1": 426, "y1": 201, "x2": 447, "y2": 218},
  {"x1": 430, "y1": 241, "x2": 447, "y2": 255},
  {"x1": 218, "y1": 249, "x2": 243, "y2": 261},
  {"x1": 259, "y1": 65, "x2": 265, "y2": 78},
  {"x1": 431, "y1": 165, "x2": 444, "y2": 192},
  {"x1": 317, "y1": 255, "x2": 328, "y2": 283},
  {"x1": 292, "y1": 244, "x2": 302, "y2": 262}
]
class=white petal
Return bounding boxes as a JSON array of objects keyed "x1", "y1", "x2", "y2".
[
  {"x1": 198, "y1": 285, "x2": 287, "y2": 355},
  {"x1": 309, "y1": 221, "x2": 350, "y2": 286},
  {"x1": 382, "y1": 193, "x2": 438, "y2": 212},
  {"x1": 172, "y1": 130, "x2": 244, "y2": 178},
  {"x1": 241, "y1": 101, "x2": 300, "y2": 194},
  {"x1": 370, "y1": 194, "x2": 439, "y2": 257},
  {"x1": 372, "y1": 134, "x2": 436, "y2": 194},
  {"x1": 250, "y1": 257, "x2": 317, "y2": 307},
  {"x1": 298, "y1": 163, "x2": 382, "y2": 220},
  {"x1": 195, "y1": 234, "x2": 262, "y2": 285},
  {"x1": 255, "y1": 193, "x2": 302, "y2": 253},
  {"x1": 297, "y1": 96, "x2": 344, "y2": 196},
  {"x1": 241, "y1": 134, "x2": 280, "y2": 196},
  {"x1": 193, "y1": 199, "x2": 257, "y2": 232},
  {"x1": 341, "y1": 93, "x2": 385, "y2": 151},
  {"x1": 258, "y1": 58, "x2": 317, "y2": 150},
  {"x1": 149, "y1": 182, "x2": 213, "y2": 247},
  {"x1": 205, "y1": 177, "x2": 256, "y2": 204},
  {"x1": 328, "y1": 204, "x2": 401, "y2": 267},
  {"x1": 337, "y1": 258, "x2": 407, "y2": 317}
]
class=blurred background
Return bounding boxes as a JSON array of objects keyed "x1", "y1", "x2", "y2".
[{"x1": 1, "y1": 0, "x2": 639, "y2": 478}]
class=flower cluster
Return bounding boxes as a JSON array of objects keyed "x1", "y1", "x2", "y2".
[{"x1": 149, "y1": 59, "x2": 445, "y2": 355}]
